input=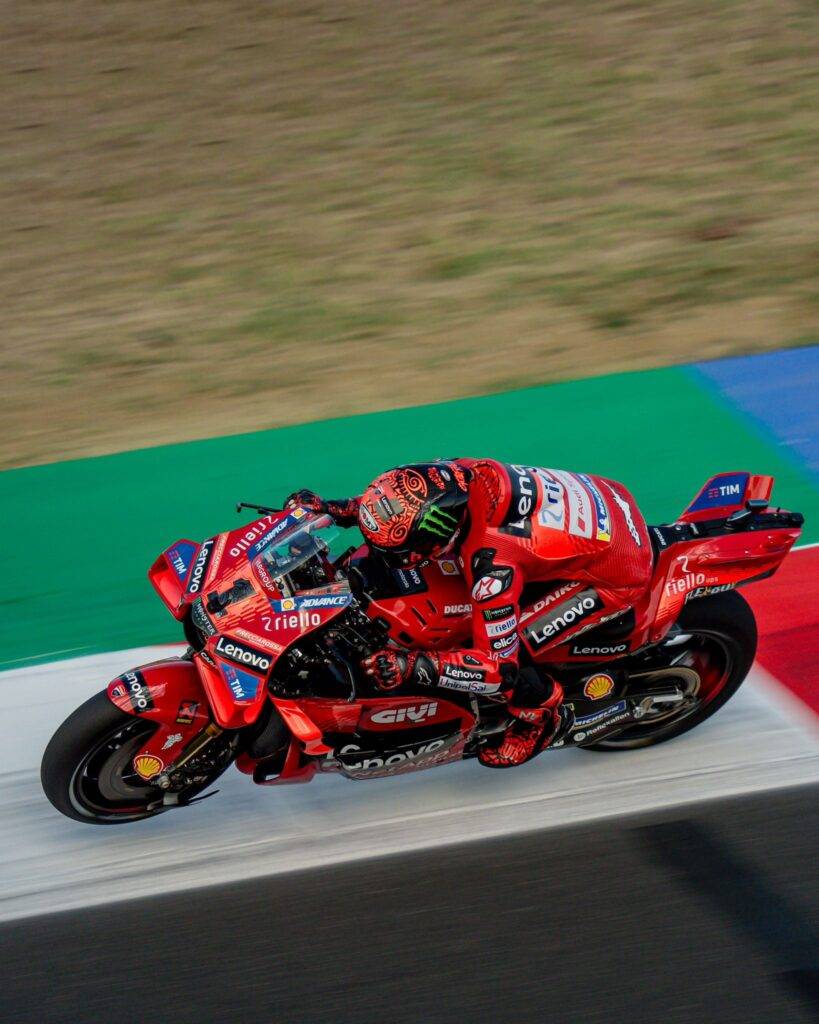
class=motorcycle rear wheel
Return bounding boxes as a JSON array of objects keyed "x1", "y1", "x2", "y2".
[
  {"x1": 582, "y1": 590, "x2": 757, "y2": 752},
  {"x1": 41, "y1": 691, "x2": 228, "y2": 824}
]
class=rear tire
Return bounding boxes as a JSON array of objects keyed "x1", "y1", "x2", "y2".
[{"x1": 583, "y1": 590, "x2": 757, "y2": 751}]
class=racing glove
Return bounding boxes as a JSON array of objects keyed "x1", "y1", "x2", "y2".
[
  {"x1": 284, "y1": 489, "x2": 361, "y2": 527},
  {"x1": 362, "y1": 648, "x2": 440, "y2": 691}
]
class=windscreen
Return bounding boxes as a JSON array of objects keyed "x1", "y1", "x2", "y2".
[{"x1": 251, "y1": 512, "x2": 348, "y2": 584}]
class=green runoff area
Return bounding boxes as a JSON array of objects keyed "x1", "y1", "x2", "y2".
[{"x1": 2, "y1": 364, "x2": 817, "y2": 671}]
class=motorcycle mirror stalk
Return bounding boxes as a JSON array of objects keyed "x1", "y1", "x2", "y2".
[{"x1": 236, "y1": 501, "x2": 281, "y2": 516}]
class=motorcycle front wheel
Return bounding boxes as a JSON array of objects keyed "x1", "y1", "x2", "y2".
[
  {"x1": 582, "y1": 590, "x2": 757, "y2": 752},
  {"x1": 41, "y1": 691, "x2": 229, "y2": 824}
]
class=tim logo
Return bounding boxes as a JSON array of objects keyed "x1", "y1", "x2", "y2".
[
  {"x1": 369, "y1": 702, "x2": 439, "y2": 725},
  {"x1": 708, "y1": 484, "x2": 741, "y2": 499}
]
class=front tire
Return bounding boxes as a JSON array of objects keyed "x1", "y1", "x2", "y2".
[{"x1": 584, "y1": 589, "x2": 757, "y2": 751}]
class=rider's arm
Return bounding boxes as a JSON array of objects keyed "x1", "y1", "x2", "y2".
[{"x1": 431, "y1": 549, "x2": 523, "y2": 696}]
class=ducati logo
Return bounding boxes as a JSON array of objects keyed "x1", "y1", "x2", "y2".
[{"x1": 370, "y1": 702, "x2": 439, "y2": 725}]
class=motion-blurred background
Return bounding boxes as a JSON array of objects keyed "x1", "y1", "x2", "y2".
[{"x1": 4, "y1": 0, "x2": 817, "y2": 469}]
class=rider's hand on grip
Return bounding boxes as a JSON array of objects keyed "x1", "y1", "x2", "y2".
[
  {"x1": 363, "y1": 648, "x2": 410, "y2": 691},
  {"x1": 284, "y1": 489, "x2": 328, "y2": 514}
]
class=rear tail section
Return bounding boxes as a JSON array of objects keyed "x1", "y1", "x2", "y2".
[
  {"x1": 678, "y1": 472, "x2": 773, "y2": 524},
  {"x1": 646, "y1": 473, "x2": 803, "y2": 643}
]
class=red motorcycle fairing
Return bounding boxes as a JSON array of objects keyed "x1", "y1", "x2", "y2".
[
  {"x1": 107, "y1": 658, "x2": 211, "y2": 780},
  {"x1": 237, "y1": 694, "x2": 476, "y2": 784},
  {"x1": 358, "y1": 551, "x2": 473, "y2": 649}
]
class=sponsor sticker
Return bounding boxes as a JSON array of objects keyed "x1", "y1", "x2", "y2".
[
  {"x1": 571, "y1": 643, "x2": 628, "y2": 656},
  {"x1": 472, "y1": 568, "x2": 512, "y2": 602},
  {"x1": 187, "y1": 539, "x2": 215, "y2": 595},
  {"x1": 392, "y1": 566, "x2": 428, "y2": 595},
  {"x1": 119, "y1": 670, "x2": 154, "y2": 714},
  {"x1": 161, "y1": 733, "x2": 184, "y2": 751},
  {"x1": 574, "y1": 699, "x2": 628, "y2": 727},
  {"x1": 133, "y1": 754, "x2": 163, "y2": 780},
  {"x1": 215, "y1": 636, "x2": 272, "y2": 674},
  {"x1": 500, "y1": 464, "x2": 537, "y2": 537},
  {"x1": 605, "y1": 484, "x2": 642, "y2": 548},
  {"x1": 444, "y1": 603, "x2": 471, "y2": 616},
  {"x1": 166, "y1": 541, "x2": 198, "y2": 583},
  {"x1": 359, "y1": 504, "x2": 378, "y2": 532},
  {"x1": 548, "y1": 469, "x2": 593, "y2": 539},
  {"x1": 491, "y1": 633, "x2": 518, "y2": 652},
  {"x1": 523, "y1": 588, "x2": 604, "y2": 648},
  {"x1": 221, "y1": 663, "x2": 262, "y2": 702},
  {"x1": 438, "y1": 559, "x2": 460, "y2": 576},
  {"x1": 533, "y1": 468, "x2": 566, "y2": 530},
  {"x1": 497, "y1": 639, "x2": 520, "y2": 659},
  {"x1": 578, "y1": 473, "x2": 612, "y2": 543},
  {"x1": 176, "y1": 700, "x2": 199, "y2": 725},
  {"x1": 486, "y1": 615, "x2": 517, "y2": 636},
  {"x1": 583, "y1": 673, "x2": 615, "y2": 700},
  {"x1": 270, "y1": 592, "x2": 352, "y2": 613},
  {"x1": 369, "y1": 702, "x2": 439, "y2": 725},
  {"x1": 688, "y1": 473, "x2": 749, "y2": 512}
]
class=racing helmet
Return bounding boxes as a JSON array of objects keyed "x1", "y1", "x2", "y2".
[{"x1": 358, "y1": 462, "x2": 470, "y2": 564}]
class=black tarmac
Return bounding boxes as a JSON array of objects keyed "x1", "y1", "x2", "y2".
[{"x1": 2, "y1": 784, "x2": 817, "y2": 1024}]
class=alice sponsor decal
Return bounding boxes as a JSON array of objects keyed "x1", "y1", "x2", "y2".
[
  {"x1": 583, "y1": 674, "x2": 615, "y2": 700},
  {"x1": 497, "y1": 638, "x2": 520, "y2": 659},
  {"x1": 133, "y1": 754, "x2": 164, "y2": 780},
  {"x1": 214, "y1": 636, "x2": 272, "y2": 673},
  {"x1": 187, "y1": 539, "x2": 215, "y2": 595},
  {"x1": 370, "y1": 702, "x2": 439, "y2": 725},
  {"x1": 524, "y1": 588, "x2": 604, "y2": 648},
  {"x1": 491, "y1": 633, "x2": 518, "y2": 652}
]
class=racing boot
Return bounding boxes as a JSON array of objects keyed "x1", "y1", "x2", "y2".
[{"x1": 478, "y1": 673, "x2": 564, "y2": 769}]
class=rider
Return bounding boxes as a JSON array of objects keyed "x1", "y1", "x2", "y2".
[{"x1": 285, "y1": 460, "x2": 652, "y2": 768}]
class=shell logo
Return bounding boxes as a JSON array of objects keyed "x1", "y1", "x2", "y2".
[
  {"x1": 279, "y1": 597, "x2": 296, "y2": 611},
  {"x1": 583, "y1": 674, "x2": 615, "y2": 700},
  {"x1": 133, "y1": 754, "x2": 164, "y2": 780}
]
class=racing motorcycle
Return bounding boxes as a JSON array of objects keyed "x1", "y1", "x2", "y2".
[{"x1": 42, "y1": 471, "x2": 803, "y2": 824}]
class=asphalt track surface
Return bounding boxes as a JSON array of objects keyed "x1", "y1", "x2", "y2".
[{"x1": 2, "y1": 784, "x2": 817, "y2": 1024}]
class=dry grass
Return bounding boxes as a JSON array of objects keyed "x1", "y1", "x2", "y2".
[{"x1": 1, "y1": 0, "x2": 817, "y2": 467}]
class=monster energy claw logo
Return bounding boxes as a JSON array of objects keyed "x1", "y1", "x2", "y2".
[{"x1": 418, "y1": 506, "x2": 458, "y2": 538}]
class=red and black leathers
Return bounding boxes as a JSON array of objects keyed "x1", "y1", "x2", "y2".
[{"x1": 290, "y1": 460, "x2": 653, "y2": 765}]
